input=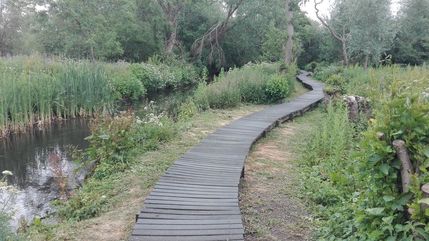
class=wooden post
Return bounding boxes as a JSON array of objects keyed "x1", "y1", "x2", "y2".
[
  {"x1": 393, "y1": 140, "x2": 413, "y2": 193},
  {"x1": 421, "y1": 184, "x2": 429, "y2": 213}
]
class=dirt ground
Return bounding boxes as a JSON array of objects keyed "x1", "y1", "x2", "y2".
[{"x1": 240, "y1": 120, "x2": 313, "y2": 241}]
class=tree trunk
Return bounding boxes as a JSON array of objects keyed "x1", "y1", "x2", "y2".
[
  {"x1": 284, "y1": 0, "x2": 294, "y2": 65},
  {"x1": 364, "y1": 54, "x2": 369, "y2": 69},
  {"x1": 165, "y1": 17, "x2": 178, "y2": 54},
  {"x1": 342, "y1": 39, "x2": 349, "y2": 66},
  {"x1": 157, "y1": 0, "x2": 182, "y2": 55},
  {"x1": 393, "y1": 140, "x2": 413, "y2": 193}
]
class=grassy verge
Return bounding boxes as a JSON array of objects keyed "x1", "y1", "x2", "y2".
[
  {"x1": 23, "y1": 105, "x2": 263, "y2": 241},
  {"x1": 296, "y1": 65, "x2": 429, "y2": 240},
  {"x1": 240, "y1": 110, "x2": 319, "y2": 241}
]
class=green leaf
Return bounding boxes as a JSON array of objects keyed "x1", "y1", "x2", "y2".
[
  {"x1": 98, "y1": 134, "x2": 110, "y2": 140},
  {"x1": 380, "y1": 164, "x2": 389, "y2": 175},
  {"x1": 365, "y1": 207, "x2": 385, "y2": 216},
  {"x1": 383, "y1": 196, "x2": 395, "y2": 202},
  {"x1": 424, "y1": 147, "x2": 429, "y2": 158},
  {"x1": 417, "y1": 198, "x2": 429, "y2": 205}
]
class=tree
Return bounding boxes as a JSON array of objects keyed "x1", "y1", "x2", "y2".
[
  {"x1": 190, "y1": 0, "x2": 244, "y2": 65},
  {"x1": 0, "y1": 0, "x2": 31, "y2": 56},
  {"x1": 156, "y1": 0, "x2": 184, "y2": 54},
  {"x1": 392, "y1": 0, "x2": 429, "y2": 65},
  {"x1": 314, "y1": 0, "x2": 351, "y2": 66},
  {"x1": 348, "y1": 0, "x2": 394, "y2": 68}
]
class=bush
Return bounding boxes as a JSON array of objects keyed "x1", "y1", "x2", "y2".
[
  {"x1": 59, "y1": 111, "x2": 176, "y2": 221},
  {"x1": 302, "y1": 66, "x2": 429, "y2": 240},
  {"x1": 107, "y1": 64, "x2": 146, "y2": 102},
  {"x1": 178, "y1": 98, "x2": 198, "y2": 121},
  {"x1": 325, "y1": 73, "x2": 347, "y2": 94},
  {"x1": 192, "y1": 62, "x2": 294, "y2": 109},
  {"x1": 265, "y1": 74, "x2": 290, "y2": 102},
  {"x1": 131, "y1": 60, "x2": 201, "y2": 92}
]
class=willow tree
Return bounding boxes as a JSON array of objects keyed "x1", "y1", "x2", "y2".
[{"x1": 348, "y1": 0, "x2": 393, "y2": 68}]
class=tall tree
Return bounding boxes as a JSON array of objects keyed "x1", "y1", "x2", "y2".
[
  {"x1": 0, "y1": 0, "x2": 30, "y2": 56},
  {"x1": 190, "y1": 0, "x2": 244, "y2": 65},
  {"x1": 157, "y1": 0, "x2": 184, "y2": 54},
  {"x1": 348, "y1": 0, "x2": 393, "y2": 68},
  {"x1": 392, "y1": 0, "x2": 429, "y2": 65},
  {"x1": 284, "y1": 0, "x2": 295, "y2": 64},
  {"x1": 314, "y1": 0, "x2": 351, "y2": 66}
]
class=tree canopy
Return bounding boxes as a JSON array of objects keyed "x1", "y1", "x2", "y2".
[{"x1": 0, "y1": 0, "x2": 427, "y2": 70}]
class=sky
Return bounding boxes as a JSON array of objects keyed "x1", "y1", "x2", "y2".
[{"x1": 300, "y1": 0, "x2": 402, "y2": 22}]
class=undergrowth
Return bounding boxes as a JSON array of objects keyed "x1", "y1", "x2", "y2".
[{"x1": 300, "y1": 65, "x2": 429, "y2": 240}]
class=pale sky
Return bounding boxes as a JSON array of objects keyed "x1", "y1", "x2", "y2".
[{"x1": 300, "y1": 0, "x2": 402, "y2": 22}]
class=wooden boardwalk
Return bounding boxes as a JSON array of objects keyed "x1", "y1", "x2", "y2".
[{"x1": 130, "y1": 72, "x2": 324, "y2": 241}]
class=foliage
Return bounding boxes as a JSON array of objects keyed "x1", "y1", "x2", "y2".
[
  {"x1": 130, "y1": 59, "x2": 201, "y2": 93},
  {"x1": 261, "y1": 24, "x2": 288, "y2": 62},
  {"x1": 178, "y1": 98, "x2": 198, "y2": 121},
  {"x1": 107, "y1": 63, "x2": 146, "y2": 102},
  {"x1": 0, "y1": 55, "x2": 114, "y2": 136},
  {"x1": 392, "y1": 0, "x2": 429, "y2": 65},
  {"x1": 193, "y1": 62, "x2": 293, "y2": 109},
  {"x1": 303, "y1": 65, "x2": 429, "y2": 240},
  {"x1": 265, "y1": 74, "x2": 290, "y2": 102},
  {"x1": 58, "y1": 111, "x2": 175, "y2": 221}
]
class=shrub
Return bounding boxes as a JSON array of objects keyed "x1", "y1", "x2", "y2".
[
  {"x1": 265, "y1": 74, "x2": 290, "y2": 102},
  {"x1": 178, "y1": 98, "x2": 198, "y2": 121},
  {"x1": 192, "y1": 62, "x2": 293, "y2": 109},
  {"x1": 107, "y1": 64, "x2": 146, "y2": 102},
  {"x1": 193, "y1": 83, "x2": 210, "y2": 111},
  {"x1": 325, "y1": 73, "x2": 347, "y2": 94},
  {"x1": 59, "y1": 111, "x2": 176, "y2": 221},
  {"x1": 131, "y1": 60, "x2": 201, "y2": 92}
]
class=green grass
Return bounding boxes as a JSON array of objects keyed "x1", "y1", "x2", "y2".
[
  {"x1": 0, "y1": 55, "x2": 115, "y2": 136},
  {"x1": 193, "y1": 62, "x2": 296, "y2": 110}
]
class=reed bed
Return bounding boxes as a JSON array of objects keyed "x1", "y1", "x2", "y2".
[{"x1": 0, "y1": 56, "x2": 115, "y2": 137}]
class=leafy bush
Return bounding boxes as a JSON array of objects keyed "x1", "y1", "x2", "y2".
[
  {"x1": 131, "y1": 60, "x2": 201, "y2": 92},
  {"x1": 58, "y1": 111, "x2": 176, "y2": 221},
  {"x1": 178, "y1": 98, "x2": 198, "y2": 121},
  {"x1": 107, "y1": 63, "x2": 146, "y2": 102},
  {"x1": 302, "y1": 65, "x2": 429, "y2": 240},
  {"x1": 192, "y1": 62, "x2": 293, "y2": 109},
  {"x1": 265, "y1": 74, "x2": 290, "y2": 102}
]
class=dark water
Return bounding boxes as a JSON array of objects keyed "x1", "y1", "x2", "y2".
[
  {"x1": 0, "y1": 119, "x2": 90, "y2": 228},
  {"x1": 0, "y1": 89, "x2": 194, "y2": 228}
]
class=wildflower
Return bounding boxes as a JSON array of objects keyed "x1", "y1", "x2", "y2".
[{"x1": 2, "y1": 170, "x2": 13, "y2": 176}]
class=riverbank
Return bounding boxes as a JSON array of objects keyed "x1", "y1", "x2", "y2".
[{"x1": 22, "y1": 104, "x2": 264, "y2": 240}]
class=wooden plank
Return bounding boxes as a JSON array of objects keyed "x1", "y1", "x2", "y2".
[
  {"x1": 134, "y1": 223, "x2": 243, "y2": 230},
  {"x1": 132, "y1": 228, "x2": 244, "y2": 236},
  {"x1": 138, "y1": 213, "x2": 242, "y2": 220}
]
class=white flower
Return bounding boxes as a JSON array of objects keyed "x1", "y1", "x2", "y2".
[
  {"x1": 101, "y1": 195, "x2": 107, "y2": 199},
  {"x1": 2, "y1": 170, "x2": 13, "y2": 176}
]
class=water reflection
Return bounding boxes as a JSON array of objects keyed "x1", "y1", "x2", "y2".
[{"x1": 0, "y1": 119, "x2": 90, "y2": 228}]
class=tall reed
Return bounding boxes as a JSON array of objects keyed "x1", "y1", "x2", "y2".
[{"x1": 0, "y1": 55, "x2": 115, "y2": 136}]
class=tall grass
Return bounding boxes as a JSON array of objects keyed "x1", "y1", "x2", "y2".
[
  {"x1": 193, "y1": 62, "x2": 295, "y2": 110},
  {"x1": 0, "y1": 56, "x2": 114, "y2": 136}
]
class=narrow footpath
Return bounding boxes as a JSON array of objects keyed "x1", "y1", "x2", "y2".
[{"x1": 129, "y1": 72, "x2": 324, "y2": 241}]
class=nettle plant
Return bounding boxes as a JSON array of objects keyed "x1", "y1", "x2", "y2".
[{"x1": 355, "y1": 77, "x2": 429, "y2": 239}]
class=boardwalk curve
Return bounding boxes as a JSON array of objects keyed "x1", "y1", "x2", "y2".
[{"x1": 130, "y1": 71, "x2": 324, "y2": 241}]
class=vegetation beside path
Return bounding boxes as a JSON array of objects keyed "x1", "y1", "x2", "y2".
[{"x1": 10, "y1": 62, "x2": 296, "y2": 240}]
